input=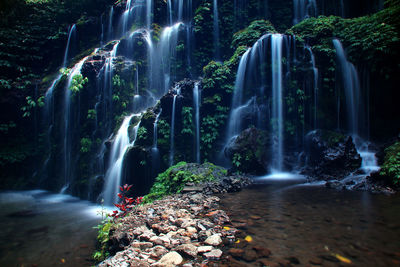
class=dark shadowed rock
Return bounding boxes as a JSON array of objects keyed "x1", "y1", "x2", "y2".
[{"x1": 302, "y1": 130, "x2": 361, "y2": 180}]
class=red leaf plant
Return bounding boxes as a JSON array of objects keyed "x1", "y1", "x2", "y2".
[{"x1": 110, "y1": 184, "x2": 143, "y2": 218}]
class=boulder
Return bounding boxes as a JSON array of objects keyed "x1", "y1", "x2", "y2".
[
  {"x1": 225, "y1": 127, "x2": 272, "y2": 175},
  {"x1": 302, "y1": 130, "x2": 361, "y2": 180}
]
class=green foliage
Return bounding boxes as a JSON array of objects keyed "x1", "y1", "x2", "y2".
[
  {"x1": 200, "y1": 106, "x2": 229, "y2": 155},
  {"x1": 144, "y1": 162, "x2": 218, "y2": 202},
  {"x1": 80, "y1": 137, "x2": 92, "y2": 153},
  {"x1": 87, "y1": 109, "x2": 97, "y2": 120},
  {"x1": 93, "y1": 204, "x2": 113, "y2": 263},
  {"x1": 289, "y1": 8, "x2": 399, "y2": 71},
  {"x1": 232, "y1": 153, "x2": 242, "y2": 168},
  {"x1": 69, "y1": 74, "x2": 88, "y2": 94},
  {"x1": 380, "y1": 141, "x2": 400, "y2": 184},
  {"x1": 181, "y1": 107, "x2": 194, "y2": 135},
  {"x1": 0, "y1": 122, "x2": 16, "y2": 134},
  {"x1": 21, "y1": 95, "x2": 44, "y2": 117},
  {"x1": 231, "y1": 20, "x2": 276, "y2": 49},
  {"x1": 137, "y1": 127, "x2": 148, "y2": 142},
  {"x1": 157, "y1": 119, "x2": 170, "y2": 146}
]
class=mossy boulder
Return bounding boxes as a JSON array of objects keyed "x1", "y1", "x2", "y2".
[
  {"x1": 303, "y1": 129, "x2": 362, "y2": 180},
  {"x1": 144, "y1": 162, "x2": 228, "y2": 202},
  {"x1": 231, "y1": 20, "x2": 276, "y2": 49},
  {"x1": 224, "y1": 127, "x2": 272, "y2": 175}
]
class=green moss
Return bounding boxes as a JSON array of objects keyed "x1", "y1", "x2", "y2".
[
  {"x1": 380, "y1": 141, "x2": 400, "y2": 184},
  {"x1": 231, "y1": 20, "x2": 276, "y2": 49},
  {"x1": 144, "y1": 162, "x2": 219, "y2": 202}
]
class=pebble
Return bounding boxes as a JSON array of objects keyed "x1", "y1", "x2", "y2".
[
  {"x1": 205, "y1": 234, "x2": 223, "y2": 246},
  {"x1": 204, "y1": 249, "x2": 223, "y2": 260},
  {"x1": 157, "y1": 251, "x2": 183, "y2": 265}
]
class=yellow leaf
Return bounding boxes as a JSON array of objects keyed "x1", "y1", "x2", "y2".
[
  {"x1": 235, "y1": 239, "x2": 240, "y2": 243},
  {"x1": 223, "y1": 226, "x2": 231, "y2": 230},
  {"x1": 245, "y1": 235, "x2": 253, "y2": 242},
  {"x1": 334, "y1": 254, "x2": 352, "y2": 264},
  {"x1": 60, "y1": 258, "x2": 66, "y2": 264}
]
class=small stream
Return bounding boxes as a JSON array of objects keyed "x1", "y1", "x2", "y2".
[
  {"x1": 219, "y1": 178, "x2": 400, "y2": 266},
  {"x1": 0, "y1": 190, "x2": 103, "y2": 267}
]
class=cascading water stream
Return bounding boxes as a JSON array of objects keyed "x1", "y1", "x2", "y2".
[
  {"x1": 169, "y1": 94, "x2": 178, "y2": 166},
  {"x1": 306, "y1": 46, "x2": 319, "y2": 129},
  {"x1": 103, "y1": 115, "x2": 140, "y2": 206},
  {"x1": 224, "y1": 49, "x2": 251, "y2": 144},
  {"x1": 333, "y1": 39, "x2": 379, "y2": 178},
  {"x1": 213, "y1": 0, "x2": 221, "y2": 61},
  {"x1": 293, "y1": 0, "x2": 317, "y2": 25},
  {"x1": 62, "y1": 56, "x2": 90, "y2": 192},
  {"x1": 63, "y1": 24, "x2": 76, "y2": 68},
  {"x1": 271, "y1": 34, "x2": 284, "y2": 171},
  {"x1": 193, "y1": 82, "x2": 201, "y2": 163},
  {"x1": 151, "y1": 110, "x2": 162, "y2": 176},
  {"x1": 107, "y1": 6, "x2": 114, "y2": 41},
  {"x1": 333, "y1": 39, "x2": 360, "y2": 136}
]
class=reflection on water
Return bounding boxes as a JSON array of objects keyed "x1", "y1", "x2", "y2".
[
  {"x1": 0, "y1": 190, "x2": 103, "y2": 267},
  {"x1": 219, "y1": 179, "x2": 400, "y2": 266}
]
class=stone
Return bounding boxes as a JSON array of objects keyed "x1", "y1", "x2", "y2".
[
  {"x1": 257, "y1": 259, "x2": 279, "y2": 267},
  {"x1": 140, "y1": 230, "x2": 156, "y2": 241},
  {"x1": 309, "y1": 257, "x2": 323, "y2": 265},
  {"x1": 186, "y1": 226, "x2": 197, "y2": 234},
  {"x1": 197, "y1": 246, "x2": 213, "y2": 253},
  {"x1": 175, "y1": 243, "x2": 198, "y2": 258},
  {"x1": 204, "y1": 234, "x2": 222, "y2": 246},
  {"x1": 204, "y1": 249, "x2": 223, "y2": 260},
  {"x1": 243, "y1": 248, "x2": 258, "y2": 262},
  {"x1": 253, "y1": 246, "x2": 271, "y2": 258},
  {"x1": 149, "y1": 245, "x2": 168, "y2": 259},
  {"x1": 228, "y1": 248, "x2": 244, "y2": 258},
  {"x1": 131, "y1": 241, "x2": 153, "y2": 249},
  {"x1": 157, "y1": 251, "x2": 183, "y2": 266},
  {"x1": 286, "y1": 256, "x2": 300, "y2": 264}
]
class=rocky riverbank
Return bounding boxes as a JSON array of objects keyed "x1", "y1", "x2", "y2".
[
  {"x1": 98, "y1": 175, "x2": 252, "y2": 266},
  {"x1": 99, "y1": 193, "x2": 236, "y2": 266}
]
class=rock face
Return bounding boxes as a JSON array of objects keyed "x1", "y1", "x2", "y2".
[
  {"x1": 98, "y1": 193, "x2": 240, "y2": 267},
  {"x1": 302, "y1": 130, "x2": 362, "y2": 180},
  {"x1": 225, "y1": 127, "x2": 272, "y2": 175}
]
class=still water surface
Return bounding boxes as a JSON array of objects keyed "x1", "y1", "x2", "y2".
[
  {"x1": 0, "y1": 190, "x2": 102, "y2": 267},
  {"x1": 219, "y1": 178, "x2": 400, "y2": 266}
]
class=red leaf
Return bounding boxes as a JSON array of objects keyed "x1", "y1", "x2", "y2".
[
  {"x1": 127, "y1": 185, "x2": 133, "y2": 191},
  {"x1": 123, "y1": 184, "x2": 128, "y2": 190},
  {"x1": 119, "y1": 186, "x2": 123, "y2": 192},
  {"x1": 118, "y1": 193, "x2": 123, "y2": 198}
]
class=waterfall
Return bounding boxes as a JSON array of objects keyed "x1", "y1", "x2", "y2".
[
  {"x1": 146, "y1": 0, "x2": 153, "y2": 29},
  {"x1": 306, "y1": 46, "x2": 319, "y2": 129},
  {"x1": 107, "y1": 6, "x2": 114, "y2": 41},
  {"x1": 213, "y1": 0, "x2": 221, "y2": 61},
  {"x1": 169, "y1": 94, "x2": 178, "y2": 166},
  {"x1": 333, "y1": 39, "x2": 360, "y2": 136},
  {"x1": 63, "y1": 24, "x2": 76, "y2": 67},
  {"x1": 271, "y1": 34, "x2": 284, "y2": 171},
  {"x1": 151, "y1": 110, "x2": 162, "y2": 177},
  {"x1": 224, "y1": 49, "x2": 251, "y2": 144},
  {"x1": 62, "y1": 56, "x2": 90, "y2": 192},
  {"x1": 333, "y1": 39, "x2": 379, "y2": 176},
  {"x1": 293, "y1": 0, "x2": 317, "y2": 25},
  {"x1": 103, "y1": 115, "x2": 140, "y2": 206},
  {"x1": 158, "y1": 22, "x2": 183, "y2": 94},
  {"x1": 193, "y1": 82, "x2": 201, "y2": 163}
]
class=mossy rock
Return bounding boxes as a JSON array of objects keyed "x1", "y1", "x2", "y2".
[
  {"x1": 380, "y1": 140, "x2": 400, "y2": 185},
  {"x1": 144, "y1": 162, "x2": 228, "y2": 202}
]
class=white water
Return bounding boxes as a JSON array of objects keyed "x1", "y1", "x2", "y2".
[
  {"x1": 103, "y1": 114, "x2": 140, "y2": 206},
  {"x1": 62, "y1": 24, "x2": 76, "y2": 67},
  {"x1": 293, "y1": 0, "x2": 317, "y2": 24},
  {"x1": 62, "y1": 56, "x2": 89, "y2": 192},
  {"x1": 169, "y1": 94, "x2": 178, "y2": 166},
  {"x1": 225, "y1": 49, "x2": 251, "y2": 143},
  {"x1": 333, "y1": 39, "x2": 361, "y2": 136},
  {"x1": 213, "y1": 0, "x2": 221, "y2": 61},
  {"x1": 107, "y1": 6, "x2": 114, "y2": 41},
  {"x1": 193, "y1": 82, "x2": 201, "y2": 163},
  {"x1": 306, "y1": 46, "x2": 319, "y2": 129},
  {"x1": 271, "y1": 34, "x2": 284, "y2": 171},
  {"x1": 333, "y1": 39, "x2": 379, "y2": 180}
]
